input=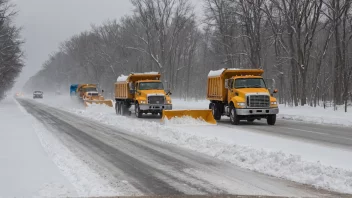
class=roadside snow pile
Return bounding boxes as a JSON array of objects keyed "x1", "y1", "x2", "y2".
[
  {"x1": 163, "y1": 116, "x2": 210, "y2": 125},
  {"x1": 69, "y1": 107, "x2": 352, "y2": 194},
  {"x1": 32, "y1": 121, "x2": 121, "y2": 197},
  {"x1": 14, "y1": 100, "x2": 121, "y2": 197},
  {"x1": 278, "y1": 105, "x2": 352, "y2": 127}
]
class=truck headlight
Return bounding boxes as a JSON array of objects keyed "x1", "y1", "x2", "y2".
[
  {"x1": 167, "y1": 100, "x2": 172, "y2": 104},
  {"x1": 140, "y1": 100, "x2": 147, "y2": 104},
  {"x1": 271, "y1": 102, "x2": 277, "y2": 105},
  {"x1": 237, "y1": 102, "x2": 246, "y2": 107}
]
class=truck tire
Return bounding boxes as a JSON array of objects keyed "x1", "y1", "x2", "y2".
[
  {"x1": 121, "y1": 104, "x2": 127, "y2": 116},
  {"x1": 229, "y1": 104, "x2": 240, "y2": 125},
  {"x1": 115, "y1": 102, "x2": 121, "y2": 115},
  {"x1": 211, "y1": 103, "x2": 221, "y2": 121},
  {"x1": 267, "y1": 115, "x2": 276, "y2": 125},
  {"x1": 135, "y1": 103, "x2": 143, "y2": 118}
]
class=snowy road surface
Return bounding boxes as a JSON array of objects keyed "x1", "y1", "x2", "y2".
[
  {"x1": 217, "y1": 118, "x2": 352, "y2": 148},
  {"x1": 16, "y1": 98, "x2": 342, "y2": 197},
  {"x1": 170, "y1": 99, "x2": 352, "y2": 149}
]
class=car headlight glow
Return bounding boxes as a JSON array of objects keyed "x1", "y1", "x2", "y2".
[
  {"x1": 167, "y1": 100, "x2": 172, "y2": 104},
  {"x1": 237, "y1": 102, "x2": 246, "y2": 107},
  {"x1": 140, "y1": 100, "x2": 147, "y2": 104},
  {"x1": 271, "y1": 101, "x2": 277, "y2": 105}
]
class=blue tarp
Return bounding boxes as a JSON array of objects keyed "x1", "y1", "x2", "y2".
[{"x1": 70, "y1": 84, "x2": 79, "y2": 96}]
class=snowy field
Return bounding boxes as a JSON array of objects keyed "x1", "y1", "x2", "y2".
[{"x1": 29, "y1": 94, "x2": 352, "y2": 194}]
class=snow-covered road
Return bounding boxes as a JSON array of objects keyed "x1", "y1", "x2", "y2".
[{"x1": 16, "y1": 98, "x2": 344, "y2": 197}]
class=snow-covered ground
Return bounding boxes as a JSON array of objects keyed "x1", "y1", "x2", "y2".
[
  {"x1": 172, "y1": 99, "x2": 352, "y2": 127},
  {"x1": 0, "y1": 97, "x2": 121, "y2": 197},
  {"x1": 0, "y1": 98, "x2": 76, "y2": 197},
  {"x1": 31, "y1": 95, "x2": 352, "y2": 194}
]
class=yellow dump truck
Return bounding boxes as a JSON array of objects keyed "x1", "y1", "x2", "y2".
[
  {"x1": 207, "y1": 68, "x2": 279, "y2": 125},
  {"x1": 114, "y1": 72, "x2": 172, "y2": 117},
  {"x1": 70, "y1": 84, "x2": 113, "y2": 107}
]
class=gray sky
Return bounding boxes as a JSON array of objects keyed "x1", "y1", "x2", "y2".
[
  {"x1": 12, "y1": 0, "x2": 203, "y2": 91},
  {"x1": 12, "y1": 0, "x2": 134, "y2": 90}
]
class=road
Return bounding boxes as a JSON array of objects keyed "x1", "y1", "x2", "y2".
[
  {"x1": 17, "y1": 98, "x2": 343, "y2": 197},
  {"x1": 217, "y1": 117, "x2": 352, "y2": 149},
  {"x1": 131, "y1": 109, "x2": 352, "y2": 150}
]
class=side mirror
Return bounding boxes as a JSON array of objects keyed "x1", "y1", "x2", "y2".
[
  {"x1": 273, "y1": 89, "x2": 278, "y2": 94},
  {"x1": 166, "y1": 90, "x2": 172, "y2": 95},
  {"x1": 129, "y1": 82, "x2": 135, "y2": 94},
  {"x1": 102, "y1": 89, "x2": 104, "y2": 93},
  {"x1": 225, "y1": 79, "x2": 233, "y2": 89}
]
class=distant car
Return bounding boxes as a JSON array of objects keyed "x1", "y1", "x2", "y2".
[{"x1": 33, "y1": 91, "x2": 43, "y2": 99}]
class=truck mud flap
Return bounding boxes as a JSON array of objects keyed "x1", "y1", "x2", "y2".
[{"x1": 161, "y1": 109, "x2": 217, "y2": 124}]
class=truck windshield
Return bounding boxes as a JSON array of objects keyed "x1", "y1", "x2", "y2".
[
  {"x1": 235, "y1": 78, "x2": 266, "y2": 89},
  {"x1": 83, "y1": 87, "x2": 97, "y2": 92},
  {"x1": 139, "y1": 82, "x2": 164, "y2": 90}
]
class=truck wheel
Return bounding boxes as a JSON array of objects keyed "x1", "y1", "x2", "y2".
[
  {"x1": 211, "y1": 103, "x2": 221, "y2": 121},
  {"x1": 115, "y1": 102, "x2": 119, "y2": 115},
  {"x1": 267, "y1": 115, "x2": 276, "y2": 125},
  {"x1": 121, "y1": 104, "x2": 126, "y2": 116},
  {"x1": 135, "y1": 103, "x2": 143, "y2": 118},
  {"x1": 229, "y1": 104, "x2": 240, "y2": 125}
]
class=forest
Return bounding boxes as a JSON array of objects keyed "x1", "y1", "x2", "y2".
[
  {"x1": 23, "y1": 0, "x2": 352, "y2": 109},
  {"x1": 0, "y1": 0, "x2": 24, "y2": 100}
]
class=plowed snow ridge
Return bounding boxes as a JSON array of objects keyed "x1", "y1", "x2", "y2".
[{"x1": 69, "y1": 103, "x2": 352, "y2": 194}]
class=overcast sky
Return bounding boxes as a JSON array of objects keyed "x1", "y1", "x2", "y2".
[{"x1": 11, "y1": 0, "x2": 203, "y2": 91}]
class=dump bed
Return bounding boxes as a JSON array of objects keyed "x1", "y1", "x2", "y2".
[
  {"x1": 115, "y1": 72, "x2": 161, "y2": 99},
  {"x1": 207, "y1": 68, "x2": 264, "y2": 102}
]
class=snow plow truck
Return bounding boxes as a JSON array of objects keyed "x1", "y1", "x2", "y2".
[
  {"x1": 207, "y1": 68, "x2": 279, "y2": 125},
  {"x1": 114, "y1": 72, "x2": 215, "y2": 123},
  {"x1": 114, "y1": 72, "x2": 172, "y2": 117},
  {"x1": 70, "y1": 84, "x2": 113, "y2": 107}
]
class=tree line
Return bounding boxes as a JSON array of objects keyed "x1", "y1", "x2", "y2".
[
  {"x1": 0, "y1": 0, "x2": 24, "y2": 100},
  {"x1": 24, "y1": 0, "x2": 352, "y2": 110}
]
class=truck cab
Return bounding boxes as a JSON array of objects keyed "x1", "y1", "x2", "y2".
[
  {"x1": 207, "y1": 68, "x2": 279, "y2": 125},
  {"x1": 115, "y1": 73, "x2": 172, "y2": 118}
]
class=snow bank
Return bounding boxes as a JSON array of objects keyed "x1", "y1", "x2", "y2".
[
  {"x1": 0, "y1": 99, "x2": 76, "y2": 197},
  {"x1": 68, "y1": 105, "x2": 352, "y2": 194},
  {"x1": 278, "y1": 105, "x2": 352, "y2": 127},
  {"x1": 32, "y1": 120, "x2": 120, "y2": 197},
  {"x1": 11, "y1": 99, "x2": 122, "y2": 197},
  {"x1": 163, "y1": 116, "x2": 211, "y2": 126}
]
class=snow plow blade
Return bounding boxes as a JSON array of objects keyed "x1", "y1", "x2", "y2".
[
  {"x1": 161, "y1": 109, "x2": 217, "y2": 124},
  {"x1": 84, "y1": 100, "x2": 113, "y2": 107}
]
